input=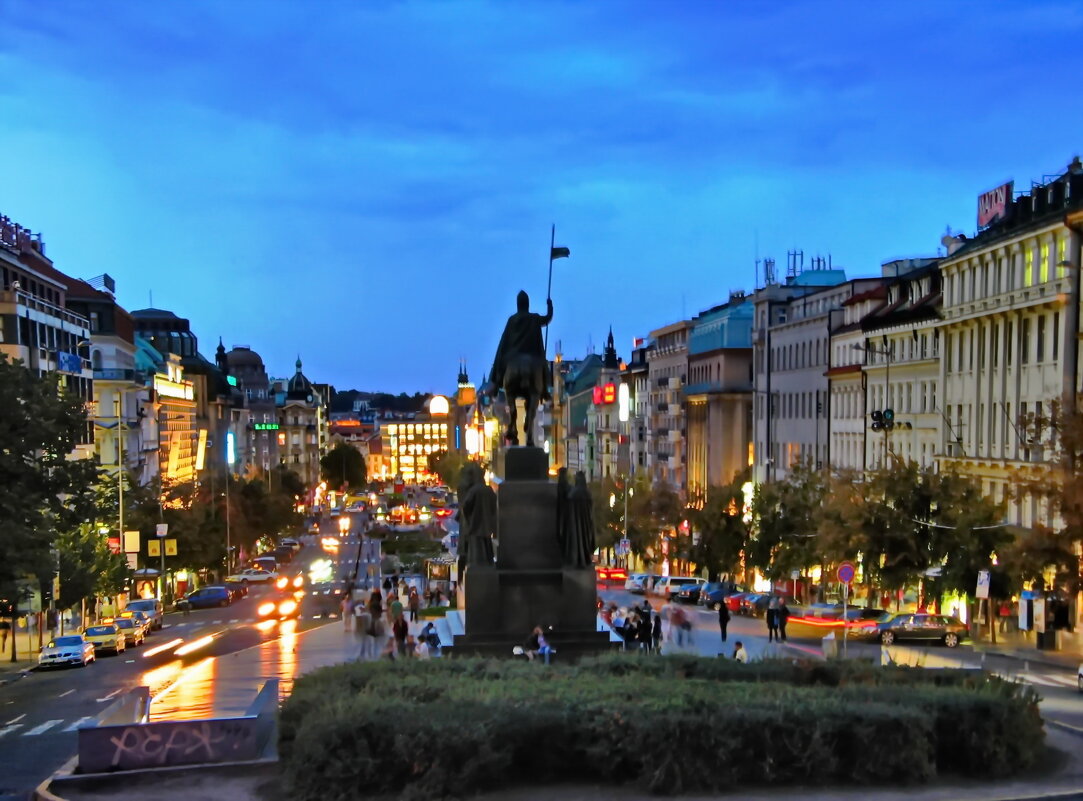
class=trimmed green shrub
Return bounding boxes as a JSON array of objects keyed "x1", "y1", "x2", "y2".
[{"x1": 279, "y1": 656, "x2": 1042, "y2": 800}]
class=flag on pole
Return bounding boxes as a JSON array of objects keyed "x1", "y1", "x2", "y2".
[{"x1": 550, "y1": 246, "x2": 570, "y2": 260}]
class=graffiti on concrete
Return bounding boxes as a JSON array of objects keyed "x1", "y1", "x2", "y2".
[{"x1": 81, "y1": 718, "x2": 258, "y2": 772}]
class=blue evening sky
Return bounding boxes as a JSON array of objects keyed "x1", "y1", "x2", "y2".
[{"x1": 3, "y1": 1, "x2": 1082, "y2": 393}]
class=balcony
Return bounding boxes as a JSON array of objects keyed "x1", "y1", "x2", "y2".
[
  {"x1": 93, "y1": 368, "x2": 138, "y2": 382},
  {"x1": 655, "y1": 377, "x2": 669, "y2": 388}
]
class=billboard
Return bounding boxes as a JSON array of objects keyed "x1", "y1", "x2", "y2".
[
  {"x1": 56, "y1": 351, "x2": 82, "y2": 374},
  {"x1": 978, "y1": 181, "x2": 1013, "y2": 228}
]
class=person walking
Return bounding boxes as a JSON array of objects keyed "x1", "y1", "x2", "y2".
[
  {"x1": 354, "y1": 606, "x2": 374, "y2": 660},
  {"x1": 777, "y1": 599, "x2": 790, "y2": 642},
  {"x1": 392, "y1": 613, "x2": 408, "y2": 657},
  {"x1": 717, "y1": 599, "x2": 730, "y2": 643},
  {"x1": 407, "y1": 588, "x2": 420, "y2": 622},
  {"x1": 368, "y1": 588, "x2": 384, "y2": 619},
  {"x1": 765, "y1": 597, "x2": 779, "y2": 643},
  {"x1": 342, "y1": 595, "x2": 353, "y2": 631}
]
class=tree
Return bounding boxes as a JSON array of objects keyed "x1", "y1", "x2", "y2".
[
  {"x1": 320, "y1": 442, "x2": 366, "y2": 490},
  {"x1": 428, "y1": 450, "x2": 467, "y2": 490},
  {"x1": 748, "y1": 462, "x2": 825, "y2": 583},
  {"x1": 1012, "y1": 401, "x2": 1083, "y2": 591},
  {"x1": 687, "y1": 476, "x2": 749, "y2": 581},
  {"x1": 0, "y1": 355, "x2": 96, "y2": 594}
]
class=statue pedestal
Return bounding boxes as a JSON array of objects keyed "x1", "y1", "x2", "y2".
[{"x1": 453, "y1": 447, "x2": 613, "y2": 659}]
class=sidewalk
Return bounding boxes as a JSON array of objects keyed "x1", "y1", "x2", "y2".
[
  {"x1": 972, "y1": 628, "x2": 1083, "y2": 672},
  {"x1": 0, "y1": 626, "x2": 53, "y2": 681}
]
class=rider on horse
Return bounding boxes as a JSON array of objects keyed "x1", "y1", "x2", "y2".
[{"x1": 483, "y1": 290, "x2": 552, "y2": 446}]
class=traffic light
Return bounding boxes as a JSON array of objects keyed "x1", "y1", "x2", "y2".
[
  {"x1": 870, "y1": 410, "x2": 884, "y2": 431},
  {"x1": 883, "y1": 408, "x2": 895, "y2": 425}
]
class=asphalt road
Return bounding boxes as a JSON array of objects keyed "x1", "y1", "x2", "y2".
[{"x1": 0, "y1": 530, "x2": 363, "y2": 800}]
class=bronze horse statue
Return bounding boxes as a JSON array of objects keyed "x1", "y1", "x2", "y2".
[{"x1": 502, "y1": 352, "x2": 546, "y2": 446}]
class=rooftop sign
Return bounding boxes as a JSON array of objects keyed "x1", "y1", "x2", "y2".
[{"x1": 978, "y1": 181, "x2": 1013, "y2": 228}]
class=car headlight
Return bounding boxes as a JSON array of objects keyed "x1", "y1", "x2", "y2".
[
  {"x1": 258, "y1": 602, "x2": 276, "y2": 617},
  {"x1": 275, "y1": 577, "x2": 289, "y2": 590},
  {"x1": 278, "y1": 599, "x2": 298, "y2": 616}
]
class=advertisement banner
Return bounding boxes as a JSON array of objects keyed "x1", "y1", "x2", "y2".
[
  {"x1": 165, "y1": 539, "x2": 178, "y2": 557},
  {"x1": 123, "y1": 530, "x2": 141, "y2": 554},
  {"x1": 147, "y1": 540, "x2": 161, "y2": 557},
  {"x1": 978, "y1": 181, "x2": 1013, "y2": 228},
  {"x1": 126, "y1": 553, "x2": 139, "y2": 570},
  {"x1": 107, "y1": 536, "x2": 121, "y2": 555},
  {"x1": 156, "y1": 523, "x2": 169, "y2": 538}
]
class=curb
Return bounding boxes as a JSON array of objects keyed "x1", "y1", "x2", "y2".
[
  {"x1": 1046, "y1": 718, "x2": 1083, "y2": 739},
  {"x1": 32, "y1": 756, "x2": 77, "y2": 801}
]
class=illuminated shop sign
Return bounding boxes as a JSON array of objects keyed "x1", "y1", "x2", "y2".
[
  {"x1": 592, "y1": 383, "x2": 617, "y2": 405},
  {"x1": 154, "y1": 375, "x2": 194, "y2": 400},
  {"x1": 253, "y1": 423, "x2": 280, "y2": 431}
]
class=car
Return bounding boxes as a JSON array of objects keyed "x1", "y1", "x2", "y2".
[
  {"x1": 124, "y1": 598, "x2": 164, "y2": 630},
  {"x1": 309, "y1": 580, "x2": 348, "y2": 614},
  {"x1": 176, "y1": 586, "x2": 232, "y2": 610},
  {"x1": 595, "y1": 566, "x2": 629, "y2": 583},
  {"x1": 625, "y1": 574, "x2": 661, "y2": 594},
  {"x1": 113, "y1": 617, "x2": 145, "y2": 647},
  {"x1": 747, "y1": 593, "x2": 801, "y2": 618},
  {"x1": 279, "y1": 538, "x2": 301, "y2": 552},
  {"x1": 870, "y1": 613, "x2": 968, "y2": 647},
  {"x1": 226, "y1": 567, "x2": 277, "y2": 585},
  {"x1": 652, "y1": 576, "x2": 706, "y2": 601},
  {"x1": 274, "y1": 573, "x2": 306, "y2": 592},
  {"x1": 725, "y1": 591, "x2": 754, "y2": 614},
  {"x1": 699, "y1": 582, "x2": 746, "y2": 609},
  {"x1": 39, "y1": 635, "x2": 95, "y2": 668},
  {"x1": 273, "y1": 545, "x2": 296, "y2": 563},
  {"x1": 252, "y1": 556, "x2": 280, "y2": 573},
  {"x1": 223, "y1": 579, "x2": 250, "y2": 600},
  {"x1": 83, "y1": 624, "x2": 126, "y2": 655},
  {"x1": 122, "y1": 610, "x2": 154, "y2": 637},
  {"x1": 257, "y1": 594, "x2": 302, "y2": 620},
  {"x1": 675, "y1": 582, "x2": 712, "y2": 604}
]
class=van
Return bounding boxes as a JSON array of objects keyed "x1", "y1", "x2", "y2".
[
  {"x1": 125, "y1": 598, "x2": 164, "y2": 630},
  {"x1": 252, "y1": 556, "x2": 278, "y2": 573},
  {"x1": 652, "y1": 576, "x2": 706, "y2": 601}
]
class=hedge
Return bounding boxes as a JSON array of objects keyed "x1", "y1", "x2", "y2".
[{"x1": 279, "y1": 656, "x2": 1043, "y2": 800}]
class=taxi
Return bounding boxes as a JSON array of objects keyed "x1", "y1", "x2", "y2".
[
  {"x1": 118, "y1": 610, "x2": 154, "y2": 638},
  {"x1": 111, "y1": 616, "x2": 145, "y2": 647},
  {"x1": 83, "y1": 623, "x2": 126, "y2": 655}
]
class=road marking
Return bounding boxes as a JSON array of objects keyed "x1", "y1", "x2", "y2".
[
  {"x1": 125, "y1": 659, "x2": 135, "y2": 663},
  {"x1": 229, "y1": 619, "x2": 239, "y2": 623},
  {"x1": 22, "y1": 719, "x2": 62, "y2": 736},
  {"x1": 57, "y1": 689, "x2": 74, "y2": 698},
  {"x1": 212, "y1": 620, "x2": 223, "y2": 624},
  {"x1": 0, "y1": 723, "x2": 24, "y2": 738},
  {"x1": 63, "y1": 716, "x2": 93, "y2": 731},
  {"x1": 5, "y1": 713, "x2": 25, "y2": 725},
  {"x1": 96, "y1": 688, "x2": 123, "y2": 703}
]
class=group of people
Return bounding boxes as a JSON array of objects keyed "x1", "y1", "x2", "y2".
[
  {"x1": 601, "y1": 599, "x2": 704, "y2": 653},
  {"x1": 342, "y1": 575, "x2": 441, "y2": 660}
]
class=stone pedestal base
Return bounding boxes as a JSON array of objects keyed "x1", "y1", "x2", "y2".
[{"x1": 453, "y1": 446, "x2": 612, "y2": 660}]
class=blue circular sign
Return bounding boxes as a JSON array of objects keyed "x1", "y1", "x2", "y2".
[{"x1": 837, "y1": 562, "x2": 856, "y2": 584}]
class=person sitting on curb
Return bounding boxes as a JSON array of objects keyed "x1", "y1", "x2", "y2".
[
  {"x1": 525, "y1": 625, "x2": 555, "y2": 664},
  {"x1": 732, "y1": 640, "x2": 749, "y2": 663}
]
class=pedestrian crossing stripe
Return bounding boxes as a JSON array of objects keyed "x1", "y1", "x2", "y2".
[
  {"x1": 63, "y1": 716, "x2": 93, "y2": 731},
  {"x1": 21, "y1": 719, "x2": 62, "y2": 736},
  {"x1": 0, "y1": 723, "x2": 22, "y2": 738}
]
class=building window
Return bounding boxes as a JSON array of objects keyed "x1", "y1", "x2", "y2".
[
  {"x1": 1036, "y1": 316, "x2": 1046, "y2": 363},
  {"x1": 1006, "y1": 322, "x2": 1014, "y2": 367},
  {"x1": 1025, "y1": 248, "x2": 1034, "y2": 286},
  {"x1": 1040, "y1": 241, "x2": 1050, "y2": 284},
  {"x1": 1053, "y1": 312, "x2": 1061, "y2": 361},
  {"x1": 1021, "y1": 318, "x2": 1031, "y2": 364}
]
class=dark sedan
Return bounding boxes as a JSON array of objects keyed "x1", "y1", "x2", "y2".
[
  {"x1": 869, "y1": 613, "x2": 968, "y2": 647},
  {"x1": 175, "y1": 585, "x2": 232, "y2": 610}
]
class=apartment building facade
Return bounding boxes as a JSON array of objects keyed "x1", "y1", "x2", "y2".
[{"x1": 647, "y1": 320, "x2": 693, "y2": 491}]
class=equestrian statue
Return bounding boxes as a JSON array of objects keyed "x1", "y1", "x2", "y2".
[{"x1": 483, "y1": 290, "x2": 551, "y2": 447}]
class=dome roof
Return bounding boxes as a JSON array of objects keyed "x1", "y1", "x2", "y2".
[
  {"x1": 227, "y1": 346, "x2": 264, "y2": 369},
  {"x1": 287, "y1": 356, "x2": 313, "y2": 400}
]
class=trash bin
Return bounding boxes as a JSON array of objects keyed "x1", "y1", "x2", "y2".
[{"x1": 822, "y1": 631, "x2": 838, "y2": 660}]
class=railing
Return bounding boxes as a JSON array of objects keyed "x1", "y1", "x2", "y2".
[
  {"x1": 93, "y1": 368, "x2": 139, "y2": 382},
  {"x1": 2, "y1": 289, "x2": 90, "y2": 328}
]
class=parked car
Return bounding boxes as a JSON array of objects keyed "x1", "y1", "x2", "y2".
[
  {"x1": 113, "y1": 617, "x2": 145, "y2": 647},
  {"x1": 725, "y1": 591, "x2": 754, "y2": 614},
  {"x1": 123, "y1": 610, "x2": 154, "y2": 637},
  {"x1": 747, "y1": 593, "x2": 801, "y2": 618},
  {"x1": 226, "y1": 567, "x2": 277, "y2": 585},
  {"x1": 39, "y1": 635, "x2": 95, "y2": 668},
  {"x1": 176, "y1": 585, "x2": 232, "y2": 611},
  {"x1": 83, "y1": 624, "x2": 126, "y2": 655},
  {"x1": 699, "y1": 582, "x2": 746, "y2": 609},
  {"x1": 223, "y1": 579, "x2": 249, "y2": 600},
  {"x1": 869, "y1": 613, "x2": 968, "y2": 647},
  {"x1": 675, "y1": 582, "x2": 706, "y2": 604},
  {"x1": 124, "y1": 598, "x2": 164, "y2": 630},
  {"x1": 273, "y1": 545, "x2": 296, "y2": 563},
  {"x1": 652, "y1": 576, "x2": 706, "y2": 601},
  {"x1": 279, "y1": 538, "x2": 301, "y2": 552},
  {"x1": 625, "y1": 574, "x2": 660, "y2": 594},
  {"x1": 252, "y1": 556, "x2": 280, "y2": 573}
]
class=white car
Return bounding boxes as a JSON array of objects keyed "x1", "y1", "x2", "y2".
[
  {"x1": 652, "y1": 576, "x2": 706, "y2": 600},
  {"x1": 39, "y1": 635, "x2": 96, "y2": 668},
  {"x1": 625, "y1": 574, "x2": 660, "y2": 594},
  {"x1": 226, "y1": 567, "x2": 277, "y2": 584}
]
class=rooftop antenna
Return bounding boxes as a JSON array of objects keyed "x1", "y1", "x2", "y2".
[
  {"x1": 764, "y1": 257, "x2": 776, "y2": 285},
  {"x1": 787, "y1": 249, "x2": 804, "y2": 278}
]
